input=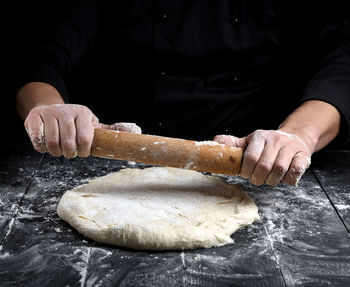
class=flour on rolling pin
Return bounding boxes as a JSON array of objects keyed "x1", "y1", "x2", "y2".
[
  {"x1": 91, "y1": 130, "x2": 243, "y2": 176},
  {"x1": 194, "y1": 141, "x2": 222, "y2": 146}
]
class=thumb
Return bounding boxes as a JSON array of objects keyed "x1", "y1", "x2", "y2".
[
  {"x1": 94, "y1": 122, "x2": 142, "y2": 134},
  {"x1": 213, "y1": 135, "x2": 248, "y2": 150}
]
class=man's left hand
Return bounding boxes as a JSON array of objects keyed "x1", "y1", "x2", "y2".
[{"x1": 214, "y1": 130, "x2": 312, "y2": 186}]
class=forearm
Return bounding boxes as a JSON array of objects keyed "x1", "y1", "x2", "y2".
[
  {"x1": 16, "y1": 82, "x2": 65, "y2": 120},
  {"x1": 214, "y1": 99, "x2": 341, "y2": 186},
  {"x1": 278, "y1": 100, "x2": 341, "y2": 153}
]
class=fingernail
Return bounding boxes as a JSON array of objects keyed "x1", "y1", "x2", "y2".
[
  {"x1": 250, "y1": 174, "x2": 257, "y2": 185},
  {"x1": 289, "y1": 168, "x2": 304, "y2": 187},
  {"x1": 266, "y1": 172, "x2": 279, "y2": 186},
  {"x1": 306, "y1": 157, "x2": 312, "y2": 168}
]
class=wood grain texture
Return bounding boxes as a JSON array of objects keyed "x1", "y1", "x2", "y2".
[
  {"x1": 92, "y1": 129, "x2": 243, "y2": 176},
  {"x1": 312, "y1": 151, "x2": 350, "y2": 232}
]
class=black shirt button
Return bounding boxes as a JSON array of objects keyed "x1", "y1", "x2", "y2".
[
  {"x1": 159, "y1": 12, "x2": 167, "y2": 21},
  {"x1": 232, "y1": 17, "x2": 239, "y2": 24}
]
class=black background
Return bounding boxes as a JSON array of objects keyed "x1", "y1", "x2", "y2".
[{"x1": 2, "y1": 1, "x2": 350, "y2": 149}]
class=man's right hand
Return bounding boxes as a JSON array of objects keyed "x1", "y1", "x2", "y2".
[{"x1": 24, "y1": 104, "x2": 141, "y2": 158}]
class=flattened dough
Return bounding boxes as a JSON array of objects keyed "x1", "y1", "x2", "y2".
[{"x1": 57, "y1": 167, "x2": 259, "y2": 250}]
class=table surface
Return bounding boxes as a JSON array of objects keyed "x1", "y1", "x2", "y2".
[{"x1": 0, "y1": 145, "x2": 350, "y2": 287}]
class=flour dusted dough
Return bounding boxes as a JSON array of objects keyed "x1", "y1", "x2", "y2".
[{"x1": 57, "y1": 167, "x2": 259, "y2": 250}]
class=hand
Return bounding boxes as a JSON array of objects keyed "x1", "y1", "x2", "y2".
[
  {"x1": 214, "y1": 130, "x2": 312, "y2": 186},
  {"x1": 24, "y1": 104, "x2": 141, "y2": 158}
]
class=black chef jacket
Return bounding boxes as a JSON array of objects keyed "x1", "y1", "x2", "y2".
[{"x1": 14, "y1": 0, "x2": 350, "y2": 144}]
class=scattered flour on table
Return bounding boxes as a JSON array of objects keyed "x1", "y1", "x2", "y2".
[{"x1": 334, "y1": 204, "x2": 350, "y2": 210}]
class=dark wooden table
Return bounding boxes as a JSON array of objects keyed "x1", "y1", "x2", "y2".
[{"x1": 1, "y1": 145, "x2": 350, "y2": 287}]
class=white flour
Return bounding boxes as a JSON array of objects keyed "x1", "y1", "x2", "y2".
[{"x1": 57, "y1": 167, "x2": 259, "y2": 250}]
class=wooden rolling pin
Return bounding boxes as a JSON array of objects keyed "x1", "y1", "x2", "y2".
[{"x1": 91, "y1": 129, "x2": 243, "y2": 175}]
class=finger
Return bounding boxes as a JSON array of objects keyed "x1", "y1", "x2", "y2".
[
  {"x1": 41, "y1": 114, "x2": 62, "y2": 157},
  {"x1": 76, "y1": 113, "x2": 95, "y2": 157},
  {"x1": 213, "y1": 135, "x2": 247, "y2": 149},
  {"x1": 114, "y1": 122, "x2": 142, "y2": 134},
  {"x1": 25, "y1": 113, "x2": 47, "y2": 153},
  {"x1": 251, "y1": 140, "x2": 282, "y2": 186},
  {"x1": 91, "y1": 113, "x2": 99, "y2": 127},
  {"x1": 96, "y1": 122, "x2": 142, "y2": 134},
  {"x1": 58, "y1": 116, "x2": 77, "y2": 159},
  {"x1": 265, "y1": 146, "x2": 294, "y2": 186},
  {"x1": 282, "y1": 152, "x2": 311, "y2": 186},
  {"x1": 240, "y1": 133, "x2": 265, "y2": 181}
]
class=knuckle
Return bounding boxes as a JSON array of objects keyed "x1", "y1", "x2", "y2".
[
  {"x1": 45, "y1": 138, "x2": 59, "y2": 148},
  {"x1": 24, "y1": 119, "x2": 30, "y2": 129},
  {"x1": 61, "y1": 114, "x2": 74, "y2": 122},
  {"x1": 250, "y1": 130, "x2": 263, "y2": 140},
  {"x1": 244, "y1": 152, "x2": 259, "y2": 163},
  {"x1": 254, "y1": 129, "x2": 264, "y2": 135},
  {"x1": 30, "y1": 133, "x2": 43, "y2": 143},
  {"x1": 291, "y1": 165, "x2": 305, "y2": 176},
  {"x1": 78, "y1": 134, "x2": 92, "y2": 146},
  {"x1": 62, "y1": 139, "x2": 76, "y2": 150},
  {"x1": 271, "y1": 134, "x2": 284, "y2": 145},
  {"x1": 256, "y1": 161, "x2": 271, "y2": 173},
  {"x1": 72, "y1": 104, "x2": 90, "y2": 116},
  {"x1": 273, "y1": 164, "x2": 288, "y2": 177},
  {"x1": 29, "y1": 106, "x2": 46, "y2": 118},
  {"x1": 57, "y1": 107, "x2": 73, "y2": 119},
  {"x1": 269, "y1": 133, "x2": 289, "y2": 147},
  {"x1": 80, "y1": 105, "x2": 91, "y2": 114},
  {"x1": 227, "y1": 136, "x2": 241, "y2": 147},
  {"x1": 213, "y1": 135, "x2": 225, "y2": 144},
  {"x1": 92, "y1": 114, "x2": 99, "y2": 124},
  {"x1": 214, "y1": 135, "x2": 235, "y2": 146},
  {"x1": 30, "y1": 106, "x2": 42, "y2": 114},
  {"x1": 268, "y1": 136, "x2": 279, "y2": 146}
]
